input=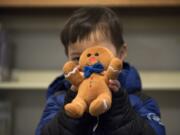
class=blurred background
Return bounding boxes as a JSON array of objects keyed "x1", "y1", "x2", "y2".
[{"x1": 0, "y1": 1, "x2": 180, "y2": 135}]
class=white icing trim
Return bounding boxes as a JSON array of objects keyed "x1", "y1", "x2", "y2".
[
  {"x1": 103, "y1": 99, "x2": 108, "y2": 110},
  {"x1": 64, "y1": 66, "x2": 79, "y2": 78},
  {"x1": 108, "y1": 66, "x2": 121, "y2": 73}
]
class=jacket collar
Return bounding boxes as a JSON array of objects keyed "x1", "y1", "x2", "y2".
[{"x1": 118, "y1": 62, "x2": 142, "y2": 94}]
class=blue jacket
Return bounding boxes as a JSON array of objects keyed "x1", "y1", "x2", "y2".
[{"x1": 36, "y1": 62, "x2": 166, "y2": 135}]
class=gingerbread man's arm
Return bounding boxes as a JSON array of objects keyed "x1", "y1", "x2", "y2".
[
  {"x1": 63, "y1": 61, "x2": 84, "y2": 89},
  {"x1": 105, "y1": 57, "x2": 123, "y2": 80}
]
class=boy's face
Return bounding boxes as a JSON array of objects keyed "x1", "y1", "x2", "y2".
[
  {"x1": 67, "y1": 32, "x2": 127, "y2": 62},
  {"x1": 68, "y1": 40, "x2": 116, "y2": 61}
]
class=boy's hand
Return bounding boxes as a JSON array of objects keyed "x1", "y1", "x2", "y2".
[
  {"x1": 70, "y1": 85, "x2": 78, "y2": 92},
  {"x1": 108, "y1": 79, "x2": 121, "y2": 93}
]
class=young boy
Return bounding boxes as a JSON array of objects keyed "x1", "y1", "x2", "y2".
[{"x1": 36, "y1": 7, "x2": 166, "y2": 135}]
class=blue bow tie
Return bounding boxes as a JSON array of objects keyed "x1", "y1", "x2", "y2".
[{"x1": 83, "y1": 62, "x2": 104, "y2": 78}]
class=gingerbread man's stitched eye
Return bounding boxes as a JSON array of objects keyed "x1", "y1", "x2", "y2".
[
  {"x1": 95, "y1": 53, "x2": 99, "y2": 56},
  {"x1": 87, "y1": 53, "x2": 91, "y2": 57}
]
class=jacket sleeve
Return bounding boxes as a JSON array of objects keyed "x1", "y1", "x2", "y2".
[
  {"x1": 129, "y1": 92, "x2": 166, "y2": 135},
  {"x1": 99, "y1": 89, "x2": 166, "y2": 135},
  {"x1": 36, "y1": 90, "x2": 94, "y2": 135}
]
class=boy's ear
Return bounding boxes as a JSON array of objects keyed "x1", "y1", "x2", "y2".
[{"x1": 118, "y1": 43, "x2": 128, "y2": 60}]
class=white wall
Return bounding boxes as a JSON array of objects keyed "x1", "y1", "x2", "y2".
[{"x1": 1, "y1": 9, "x2": 180, "y2": 70}]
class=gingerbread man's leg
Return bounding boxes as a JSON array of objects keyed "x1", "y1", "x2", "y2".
[
  {"x1": 89, "y1": 92, "x2": 112, "y2": 117},
  {"x1": 65, "y1": 96, "x2": 87, "y2": 118}
]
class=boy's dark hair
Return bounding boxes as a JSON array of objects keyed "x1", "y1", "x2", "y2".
[{"x1": 61, "y1": 7, "x2": 124, "y2": 55}]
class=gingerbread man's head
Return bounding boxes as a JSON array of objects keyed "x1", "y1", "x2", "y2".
[{"x1": 79, "y1": 46, "x2": 115, "y2": 70}]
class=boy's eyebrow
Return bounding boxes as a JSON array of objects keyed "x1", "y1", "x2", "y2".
[{"x1": 70, "y1": 52, "x2": 82, "y2": 56}]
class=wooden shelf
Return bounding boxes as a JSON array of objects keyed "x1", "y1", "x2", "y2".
[
  {"x1": 0, "y1": 70, "x2": 60, "y2": 90},
  {"x1": 140, "y1": 71, "x2": 180, "y2": 90},
  {"x1": 0, "y1": 0, "x2": 180, "y2": 8},
  {"x1": 0, "y1": 70, "x2": 180, "y2": 90}
]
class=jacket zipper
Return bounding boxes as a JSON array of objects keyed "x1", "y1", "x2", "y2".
[{"x1": 93, "y1": 116, "x2": 99, "y2": 132}]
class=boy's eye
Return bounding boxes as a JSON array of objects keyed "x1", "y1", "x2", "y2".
[
  {"x1": 95, "y1": 52, "x2": 99, "y2": 56},
  {"x1": 87, "y1": 53, "x2": 91, "y2": 57},
  {"x1": 72, "y1": 57, "x2": 80, "y2": 61}
]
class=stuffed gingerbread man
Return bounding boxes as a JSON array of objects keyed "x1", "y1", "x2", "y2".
[{"x1": 63, "y1": 46, "x2": 123, "y2": 118}]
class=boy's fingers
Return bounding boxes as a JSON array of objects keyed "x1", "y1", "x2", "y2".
[
  {"x1": 109, "y1": 79, "x2": 121, "y2": 88},
  {"x1": 109, "y1": 79, "x2": 121, "y2": 93},
  {"x1": 70, "y1": 85, "x2": 77, "y2": 92},
  {"x1": 109, "y1": 84, "x2": 119, "y2": 92}
]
